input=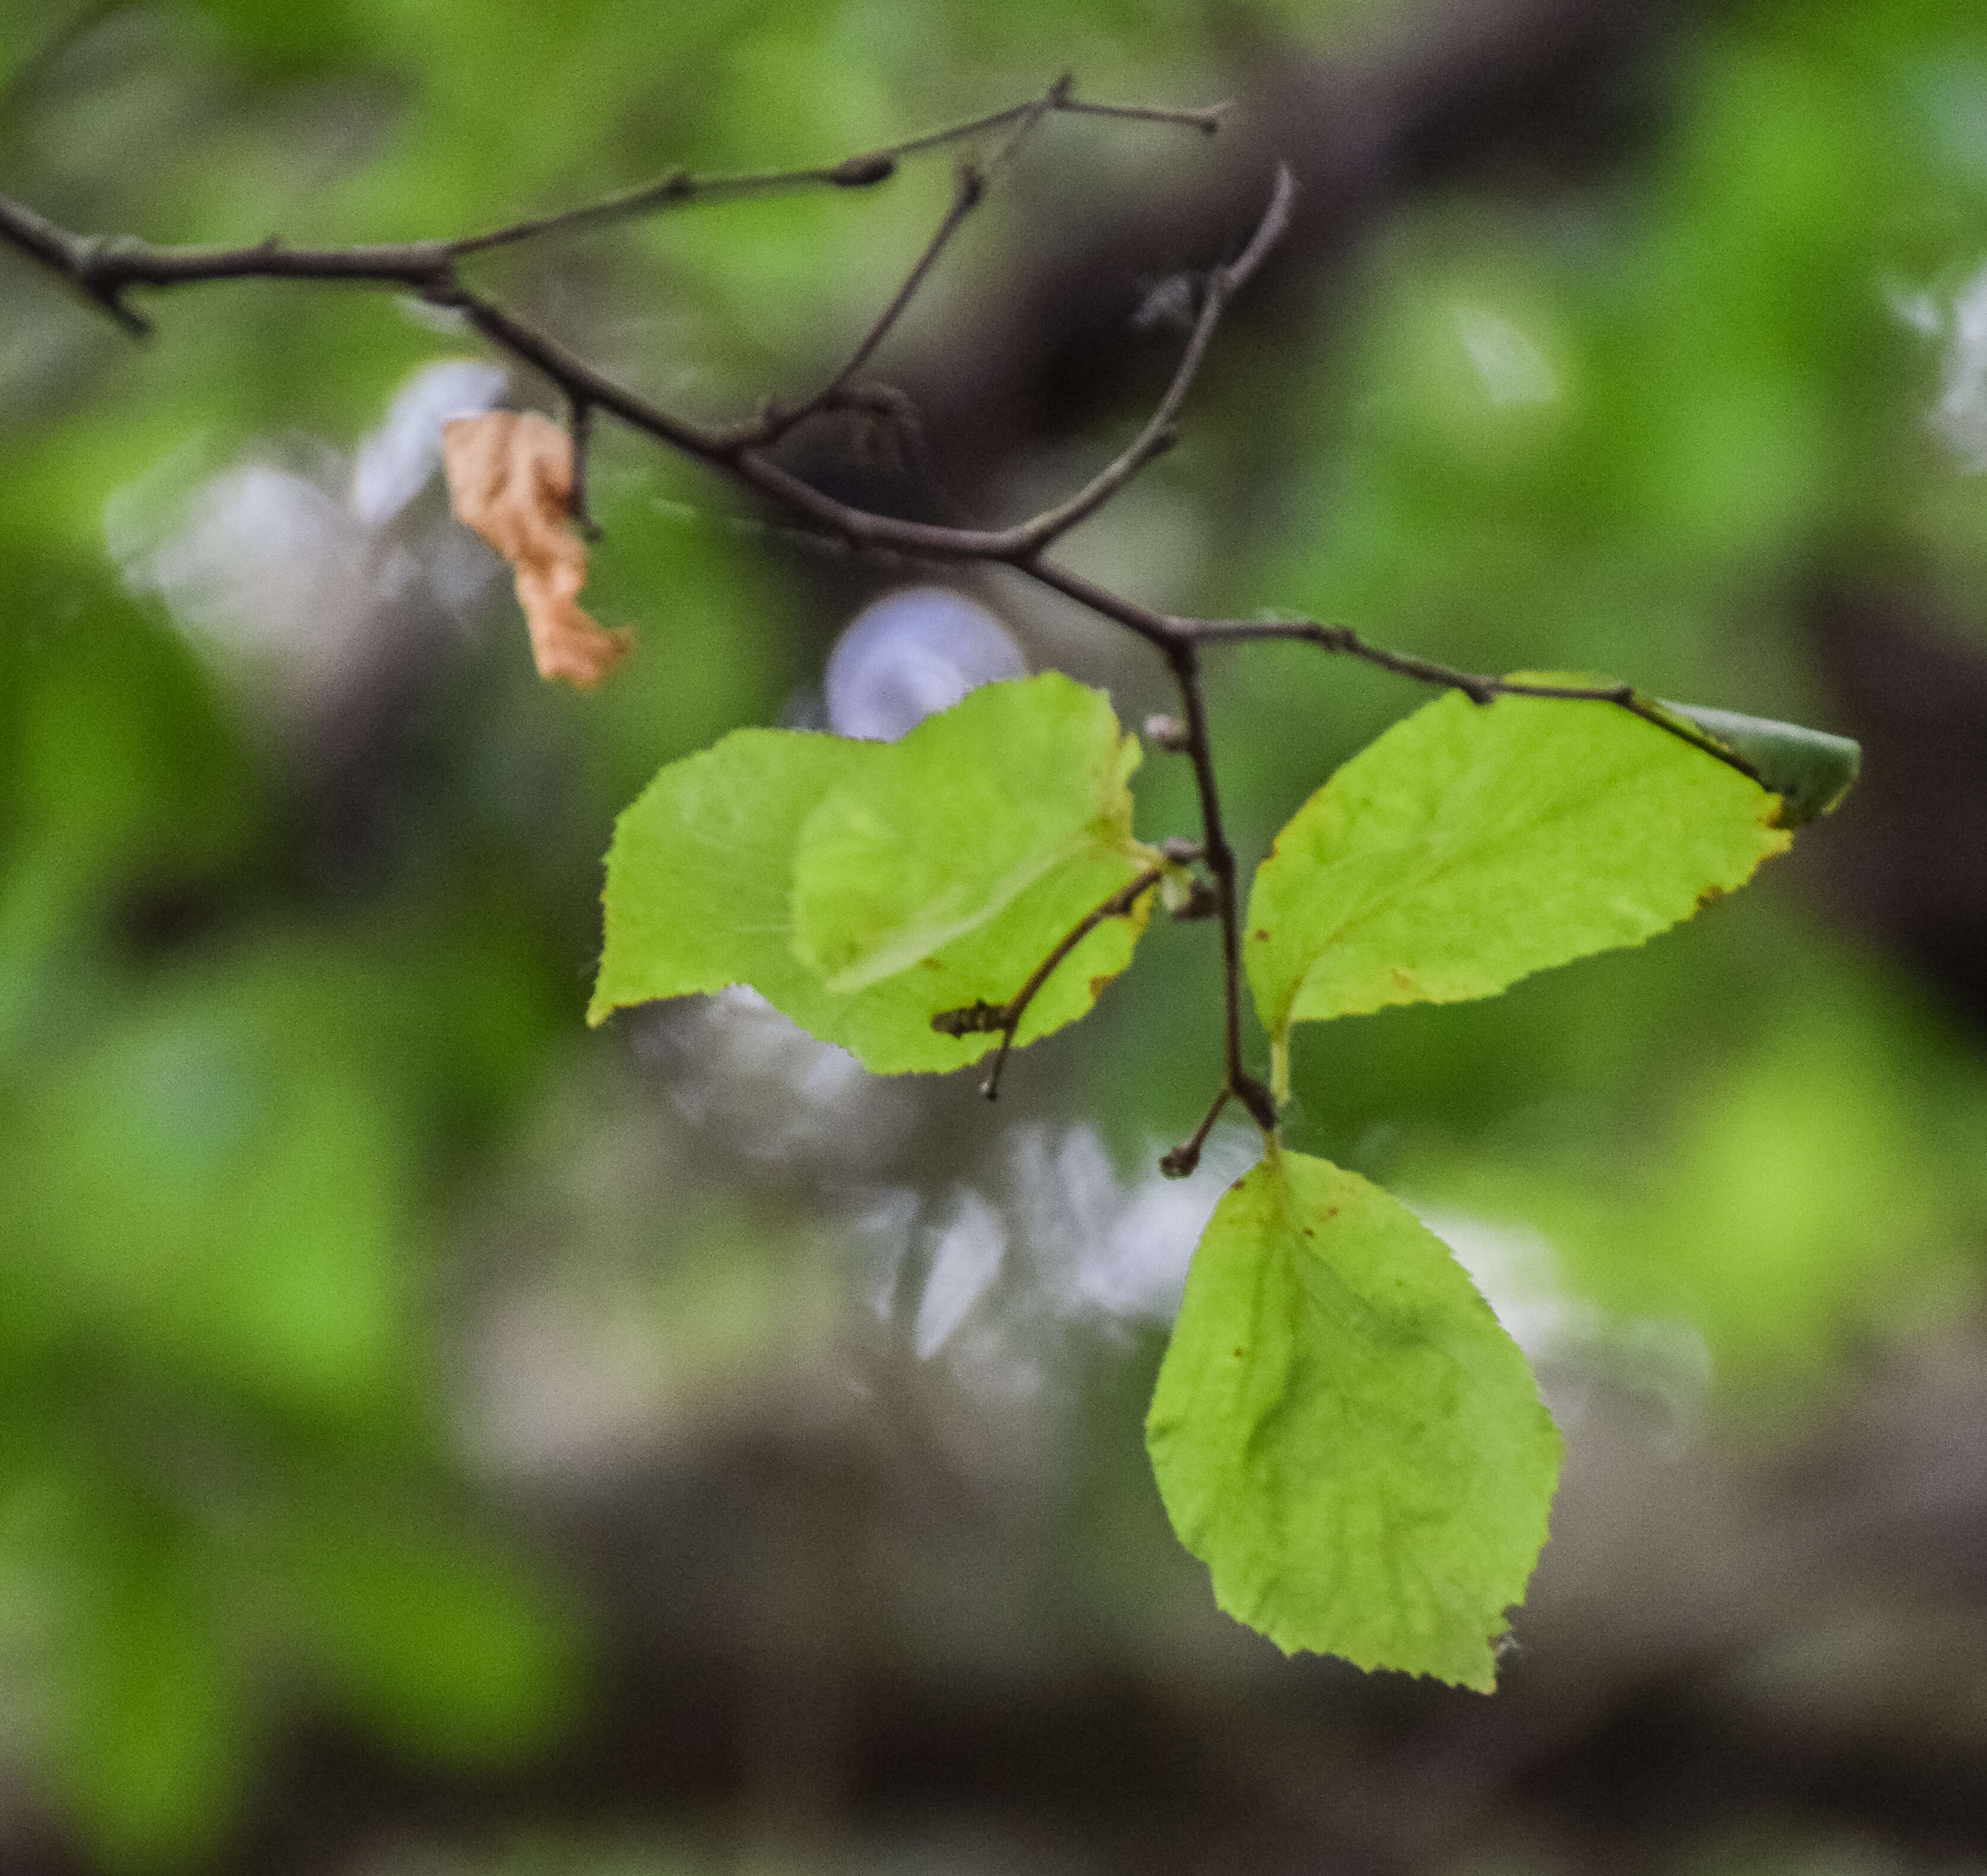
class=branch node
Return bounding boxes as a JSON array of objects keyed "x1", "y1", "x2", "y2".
[
  {"x1": 931, "y1": 866, "x2": 1163, "y2": 1099},
  {"x1": 829, "y1": 152, "x2": 897, "y2": 188},
  {"x1": 1162, "y1": 1086, "x2": 1231, "y2": 1178},
  {"x1": 1233, "y1": 1073, "x2": 1279, "y2": 1133},
  {"x1": 930, "y1": 1000, "x2": 1008, "y2": 1038},
  {"x1": 69, "y1": 234, "x2": 152, "y2": 336}
]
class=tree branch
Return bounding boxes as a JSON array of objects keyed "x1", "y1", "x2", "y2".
[
  {"x1": 565, "y1": 395, "x2": 600, "y2": 539},
  {"x1": 1165, "y1": 638, "x2": 1279, "y2": 1132},
  {"x1": 932, "y1": 866, "x2": 1166, "y2": 1101},
  {"x1": 1177, "y1": 616, "x2": 1770, "y2": 786},
  {"x1": 1013, "y1": 164, "x2": 1295, "y2": 554},
  {"x1": 0, "y1": 78, "x2": 1223, "y2": 330},
  {"x1": 1161, "y1": 1086, "x2": 1232, "y2": 1179},
  {"x1": 0, "y1": 82, "x2": 1768, "y2": 1167},
  {"x1": 737, "y1": 161, "x2": 989, "y2": 451}
]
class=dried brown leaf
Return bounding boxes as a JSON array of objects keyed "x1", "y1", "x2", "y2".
[{"x1": 441, "y1": 410, "x2": 631, "y2": 688}]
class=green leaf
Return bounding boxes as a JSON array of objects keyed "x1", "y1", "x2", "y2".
[
  {"x1": 1247, "y1": 684, "x2": 1792, "y2": 1041},
  {"x1": 1652, "y1": 700, "x2": 1861, "y2": 827},
  {"x1": 791, "y1": 673, "x2": 1147, "y2": 990},
  {"x1": 1146, "y1": 1150, "x2": 1560, "y2": 1689},
  {"x1": 590, "y1": 676, "x2": 1156, "y2": 1074}
]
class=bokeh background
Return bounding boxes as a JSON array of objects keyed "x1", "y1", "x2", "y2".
[{"x1": 5, "y1": 0, "x2": 1987, "y2": 1870}]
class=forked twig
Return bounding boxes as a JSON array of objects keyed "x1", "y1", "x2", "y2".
[
  {"x1": 1015, "y1": 163, "x2": 1296, "y2": 554},
  {"x1": 449, "y1": 75, "x2": 1220, "y2": 259},
  {"x1": 933, "y1": 867, "x2": 1166, "y2": 1101},
  {"x1": 738, "y1": 161, "x2": 989, "y2": 451},
  {"x1": 0, "y1": 85, "x2": 1769, "y2": 1163}
]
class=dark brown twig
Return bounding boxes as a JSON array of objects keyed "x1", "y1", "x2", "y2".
[
  {"x1": 740, "y1": 162, "x2": 988, "y2": 450},
  {"x1": 1175, "y1": 616, "x2": 1769, "y2": 785},
  {"x1": 933, "y1": 866, "x2": 1165, "y2": 1101},
  {"x1": 1161, "y1": 1087, "x2": 1232, "y2": 1179},
  {"x1": 735, "y1": 86, "x2": 1076, "y2": 456},
  {"x1": 1014, "y1": 164, "x2": 1295, "y2": 554},
  {"x1": 1168, "y1": 639, "x2": 1279, "y2": 1131},
  {"x1": 566, "y1": 396, "x2": 600, "y2": 539}
]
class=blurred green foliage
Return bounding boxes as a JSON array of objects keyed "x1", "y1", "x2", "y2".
[{"x1": 3, "y1": 0, "x2": 1987, "y2": 1866}]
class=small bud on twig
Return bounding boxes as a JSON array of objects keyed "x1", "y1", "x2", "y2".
[{"x1": 831, "y1": 153, "x2": 896, "y2": 188}]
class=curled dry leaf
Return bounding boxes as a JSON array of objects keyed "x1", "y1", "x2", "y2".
[{"x1": 441, "y1": 410, "x2": 631, "y2": 688}]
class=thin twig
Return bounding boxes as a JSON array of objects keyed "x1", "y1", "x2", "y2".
[
  {"x1": 885, "y1": 78, "x2": 1223, "y2": 159},
  {"x1": 932, "y1": 867, "x2": 1165, "y2": 1100},
  {"x1": 566, "y1": 396, "x2": 600, "y2": 539},
  {"x1": 1167, "y1": 639, "x2": 1279, "y2": 1131},
  {"x1": 1061, "y1": 96, "x2": 1228, "y2": 133},
  {"x1": 741, "y1": 162, "x2": 988, "y2": 449},
  {"x1": 1177, "y1": 616, "x2": 1769, "y2": 785},
  {"x1": 737, "y1": 87, "x2": 1075, "y2": 454},
  {"x1": 1015, "y1": 164, "x2": 1295, "y2": 554},
  {"x1": 820, "y1": 164, "x2": 985, "y2": 396},
  {"x1": 0, "y1": 76, "x2": 1217, "y2": 334},
  {"x1": 308, "y1": 77, "x2": 1219, "y2": 265},
  {"x1": 1161, "y1": 1087, "x2": 1232, "y2": 1179}
]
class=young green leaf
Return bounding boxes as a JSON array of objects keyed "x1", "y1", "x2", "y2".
[
  {"x1": 791, "y1": 673, "x2": 1150, "y2": 991},
  {"x1": 1247, "y1": 686, "x2": 1793, "y2": 1040},
  {"x1": 1652, "y1": 701, "x2": 1861, "y2": 827},
  {"x1": 1146, "y1": 1150, "x2": 1560, "y2": 1690},
  {"x1": 590, "y1": 678, "x2": 1156, "y2": 1074},
  {"x1": 589, "y1": 726, "x2": 861, "y2": 1025}
]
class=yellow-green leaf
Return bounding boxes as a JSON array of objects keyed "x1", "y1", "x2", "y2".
[
  {"x1": 791, "y1": 673, "x2": 1149, "y2": 991},
  {"x1": 1146, "y1": 1150, "x2": 1560, "y2": 1690},
  {"x1": 1247, "y1": 685, "x2": 1792, "y2": 1040},
  {"x1": 590, "y1": 677, "x2": 1155, "y2": 1074}
]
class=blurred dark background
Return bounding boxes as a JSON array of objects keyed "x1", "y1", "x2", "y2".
[{"x1": 5, "y1": 0, "x2": 1987, "y2": 1870}]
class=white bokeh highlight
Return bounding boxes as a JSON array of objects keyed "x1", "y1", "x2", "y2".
[
  {"x1": 106, "y1": 358, "x2": 511, "y2": 720},
  {"x1": 824, "y1": 587, "x2": 1028, "y2": 742}
]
